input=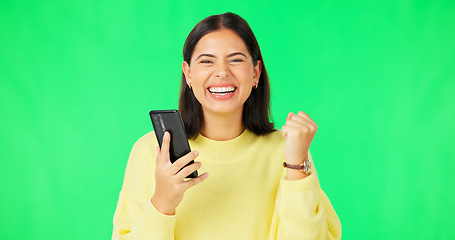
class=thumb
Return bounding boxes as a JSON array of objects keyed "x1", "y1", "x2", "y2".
[
  {"x1": 286, "y1": 112, "x2": 294, "y2": 121},
  {"x1": 281, "y1": 125, "x2": 289, "y2": 139},
  {"x1": 157, "y1": 131, "x2": 171, "y2": 165}
]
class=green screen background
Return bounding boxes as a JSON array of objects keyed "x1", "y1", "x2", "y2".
[{"x1": 1, "y1": 0, "x2": 454, "y2": 239}]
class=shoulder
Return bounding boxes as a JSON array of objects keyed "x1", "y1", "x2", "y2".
[
  {"x1": 128, "y1": 131, "x2": 159, "y2": 160},
  {"x1": 252, "y1": 130, "x2": 286, "y2": 151},
  {"x1": 258, "y1": 130, "x2": 286, "y2": 144},
  {"x1": 252, "y1": 130, "x2": 287, "y2": 172},
  {"x1": 124, "y1": 131, "x2": 158, "y2": 178},
  {"x1": 132, "y1": 131, "x2": 158, "y2": 150},
  {"x1": 120, "y1": 132, "x2": 158, "y2": 199}
]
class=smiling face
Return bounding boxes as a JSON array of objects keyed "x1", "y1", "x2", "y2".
[{"x1": 182, "y1": 29, "x2": 262, "y2": 116}]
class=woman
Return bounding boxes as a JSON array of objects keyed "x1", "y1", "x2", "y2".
[{"x1": 112, "y1": 12, "x2": 341, "y2": 239}]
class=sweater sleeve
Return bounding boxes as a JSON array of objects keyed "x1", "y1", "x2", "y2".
[
  {"x1": 272, "y1": 153, "x2": 342, "y2": 240},
  {"x1": 112, "y1": 133, "x2": 176, "y2": 240}
]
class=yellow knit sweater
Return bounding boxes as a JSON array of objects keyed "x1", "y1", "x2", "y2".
[{"x1": 112, "y1": 129, "x2": 341, "y2": 239}]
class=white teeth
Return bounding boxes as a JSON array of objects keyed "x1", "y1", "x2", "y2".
[{"x1": 208, "y1": 86, "x2": 236, "y2": 94}]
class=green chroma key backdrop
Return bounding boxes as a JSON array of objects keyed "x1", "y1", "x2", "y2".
[{"x1": 1, "y1": 0, "x2": 454, "y2": 239}]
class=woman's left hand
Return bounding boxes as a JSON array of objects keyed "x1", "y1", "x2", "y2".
[{"x1": 281, "y1": 111, "x2": 318, "y2": 166}]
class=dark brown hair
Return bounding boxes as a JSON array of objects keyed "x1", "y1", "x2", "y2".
[{"x1": 179, "y1": 12, "x2": 275, "y2": 138}]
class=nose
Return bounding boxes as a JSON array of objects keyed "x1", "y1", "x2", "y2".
[{"x1": 214, "y1": 63, "x2": 228, "y2": 79}]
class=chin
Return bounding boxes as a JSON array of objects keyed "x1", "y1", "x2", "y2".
[{"x1": 203, "y1": 103, "x2": 243, "y2": 116}]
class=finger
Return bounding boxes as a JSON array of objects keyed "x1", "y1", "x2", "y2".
[
  {"x1": 170, "y1": 151, "x2": 199, "y2": 174},
  {"x1": 175, "y1": 161, "x2": 202, "y2": 179},
  {"x1": 290, "y1": 113, "x2": 312, "y2": 124},
  {"x1": 297, "y1": 111, "x2": 314, "y2": 122},
  {"x1": 290, "y1": 114, "x2": 317, "y2": 129},
  {"x1": 161, "y1": 131, "x2": 171, "y2": 153},
  {"x1": 282, "y1": 123, "x2": 317, "y2": 142},
  {"x1": 286, "y1": 112, "x2": 294, "y2": 121},
  {"x1": 283, "y1": 112, "x2": 296, "y2": 138},
  {"x1": 287, "y1": 116, "x2": 309, "y2": 127},
  {"x1": 286, "y1": 118, "x2": 313, "y2": 128},
  {"x1": 281, "y1": 124, "x2": 299, "y2": 138},
  {"x1": 282, "y1": 124, "x2": 301, "y2": 135},
  {"x1": 158, "y1": 132, "x2": 171, "y2": 164},
  {"x1": 182, "y1": 172, "x2": 209, "y2": 190},
  {"x1": 285, "y1": 119, "x2": 317, "y2": 134},
  {"x1": 285, "y1": 119, "x2": 306, "y2": 128}
]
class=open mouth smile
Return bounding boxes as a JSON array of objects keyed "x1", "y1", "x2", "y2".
[{"x1": 208, "y1": 86, "x2": 237, "y2": 96}]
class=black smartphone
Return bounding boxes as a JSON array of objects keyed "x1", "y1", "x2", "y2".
[{"x1": 149, "y1": 110, "x2": 198, "y2": 178}]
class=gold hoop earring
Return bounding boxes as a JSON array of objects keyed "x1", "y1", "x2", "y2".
[
  {"x1": 188, "y1": 83, "x2": 192, "y2": 89},
  {"x1": 254, "y1": 83, "x2": 258, "y2": 89}
]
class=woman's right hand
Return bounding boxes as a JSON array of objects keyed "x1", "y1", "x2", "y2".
[{"x1": 151, "y1": 131, "x2": 209, "y2": 215}]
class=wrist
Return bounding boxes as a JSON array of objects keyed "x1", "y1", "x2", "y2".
[
  {"x1": 283, "y1": 157, "x2": 311, "y2": 180},
  {"x1": 151, "y1": 196, "x2": 176, "y2": 216},
  {"x1": 285, "y1": 154, "x2": 308, "y2": 165}
]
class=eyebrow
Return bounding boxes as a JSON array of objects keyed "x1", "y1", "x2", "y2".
[
  {"x1": 195, "y1": 53, "x2": 215, "y2": 61},
  {"x1": 227, "y1": 52, "x2": 247, "y2": 58},
  {"x1": 194, "y1": 52, "x2": 247, "y2": 61}
]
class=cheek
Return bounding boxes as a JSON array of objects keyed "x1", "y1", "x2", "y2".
[
  {"x1": 190, "y1": 66, "x2": 212, "y2": 80},
  {"x1": 231, "y1": 65, "x2": 255, "y2": 83},
  {"x1": 242, "y1": 87, "x2": 253, "y2": 98}
]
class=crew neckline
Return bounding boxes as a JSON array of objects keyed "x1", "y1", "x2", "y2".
[{"x1": 189, "y1": 129, "x2": 256, "y2": 163}]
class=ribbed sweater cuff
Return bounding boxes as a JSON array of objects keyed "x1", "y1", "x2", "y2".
[
  {"x1": 140, "y1": 202, "x2": 176, "y2": 239},
  {"x1": 280, "y1": 174, "x2": 316, "y2": 194}
]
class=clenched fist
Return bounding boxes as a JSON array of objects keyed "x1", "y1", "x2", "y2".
[{"x1": 281, "y1": 111, "x2": 318, "y2": 179}]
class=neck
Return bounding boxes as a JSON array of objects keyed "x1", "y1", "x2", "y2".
[{"x1": 201, "y1": 108, "x2": 244, "y2": 141}]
